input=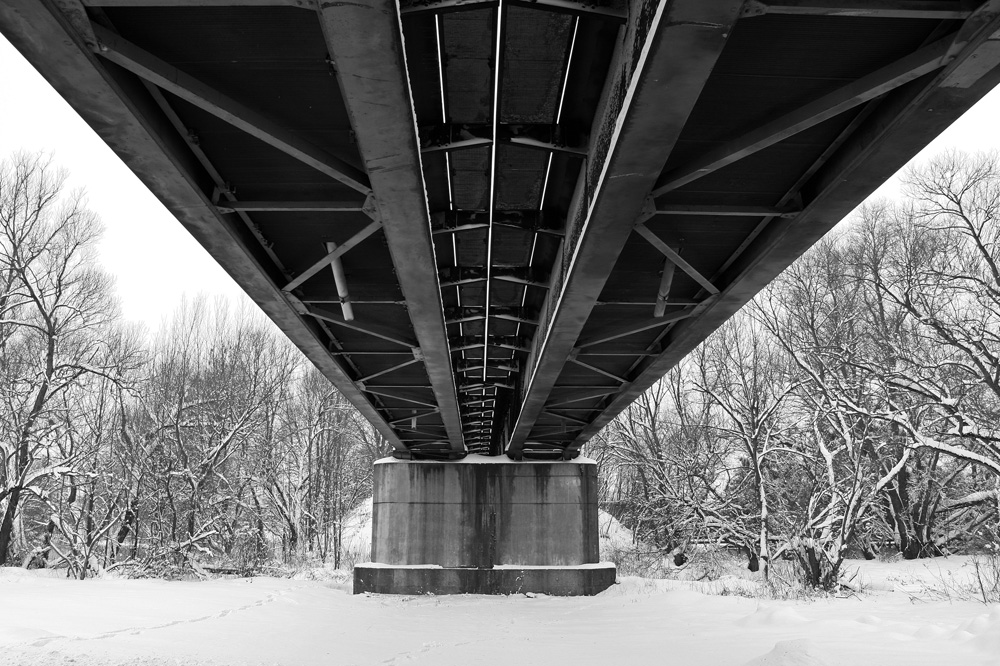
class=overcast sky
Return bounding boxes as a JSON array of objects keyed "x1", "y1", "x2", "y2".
[{"x1": 2, "y1": 34, "x2": 1000, "y2": 332}]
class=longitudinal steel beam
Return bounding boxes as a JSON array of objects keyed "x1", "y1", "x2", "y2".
[
  {"x1": 505, "y1": 0, "x2": 746, "y2": 458},
  {"x1": 0, "y1": 0, "x2": 408, "y2": 451},
  {"x1": 569, "y1": 3, "x2": 1000, "y2": 451},
  {"x1": 215, "y1": 201, "x2": 368, "y2": 213},
  {"x1": 432, "y1": 210, "x2": 564, "y2": 235},
  {"x1": 82, "y1": 1, "x2": 315, "y2": 6},
  {"x1": 741, "y1": 0, "x2": 974, "y2": 19},
  {"x1": 318, "y1": 0, "x2": 465, "y2": 453},
  {"x1": 399, "y1": 0, "x2": 627, "y2": 21},
  {"x1": 654, "y1": 204, "x2": 800, "y2": 218}
]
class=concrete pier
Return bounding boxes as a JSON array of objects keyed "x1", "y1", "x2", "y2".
[{"x1": 353, "y1": 455, "x2": 616, "y2": 595}]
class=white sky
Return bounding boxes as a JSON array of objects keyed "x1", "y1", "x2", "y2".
[
  {"x1": 0, "y1": 36, "x2": 245, "y2": 333},
  {"x1": 2, "y1": 34, "x2": 1000, "y2": 332}
]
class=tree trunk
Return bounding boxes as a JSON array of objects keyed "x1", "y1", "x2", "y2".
[{"x1": 0, "y1": 486, "x2": 22, "y2": 564}]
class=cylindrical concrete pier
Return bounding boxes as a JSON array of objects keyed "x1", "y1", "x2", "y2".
[{"x1": 354, "y1": 455, "x2": 616, "y2": 595}]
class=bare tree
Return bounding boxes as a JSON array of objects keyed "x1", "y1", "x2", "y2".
[
  {"x1": 264, "y1": 367, "x2": 382, "y2": 566},
  {"x1": 0, "y1": 152, "x2": 122, "y2": 565},
  {"x1": 39, "y1": 330, "x2": 143, "y2": 579},
  {"x1": 590, "y1": 362, "x2": 735, "y2": 566},
  {"x1": 589, "y1": 151, "x2": 1000, "y2": 585},
  {"x1": 127, "y1": 298, "x2": 300, "y2": 570},
  {"x1": 696, "y1": 316, "x2": 799, "y2": 575},
  {"x1": 750, "y1": 239, "x2": 911, "y2": 587},
  {"x1": 842, "y1": 203, "x2": 995, "y2": 557},
  {"x1": 861, "y1": 152, "x2": 1000, "y2": 476},
  {"x1": 0, "y1": 153, "x2": 403, "y2": 576}
]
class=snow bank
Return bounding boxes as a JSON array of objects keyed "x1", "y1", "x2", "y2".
[
  {"x1": 338, "y1": 496, "x2": 372, "y2": 565},
  {"x1": 597, "y1": 509, "x2": 635, "y2": 555},
  {"x1": 848, "y1": 555, "x2": 984, "y2": 594},
  {"x1": 288, "y1": 498, "x2": 371, "y2": 587},
  {"x1": 952, "y1": 605, "x2": 1000, "y2": 656}
]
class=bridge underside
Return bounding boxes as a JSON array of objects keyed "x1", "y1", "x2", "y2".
[
  {"x1": 4, "y1": 0, "x2": 1000, "y2": 462},
  {"x1": 5, "y1": 0, "x2": 1000, "y2": 597}
]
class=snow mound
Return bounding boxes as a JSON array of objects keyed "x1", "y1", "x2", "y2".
[
  {"x1": 339, "y1": 497, "x2": 372, "y2": 565},
  {"x1": 854, "y1": 614, "x2": 882, "y2": 625},
  {"x1": 742, "y1": 639, "x2": 831, "y2": 666},
  {"x1": 289, "y1": 497, "x2": 371, "y2": 581},
  {"x1": 849, "y1": 556, "x2": 980, "y2": 593},
  {"x1": 736, "y1": 605, "x2": 810, "y2": 627},
  {"x1": 598, "y1": 510, "x2": 635, "y2": 556},
  {"x1": 291, "y1": 566, "x2": 353, "y2": 592},
  {"x1": 0, "y1": 567, "x2": 66, "y2": 582},
  {"x1": 952, "y1": 605, "x2": 1000, "y2": 655},
  {"x1": 598, "y1": 576, "x2": 674, "y2": 597}
]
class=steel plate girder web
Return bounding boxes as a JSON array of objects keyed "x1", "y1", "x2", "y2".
[
  {"x1": 505, "y1": 0, "x2": 746, "y2": 458},
  {"x1": 0, "y1": 0, "x2": 411, "y2": 452},
  {"x1": 568, "y1": 3, "x2": 1000, "y2": 451},
  {"x1": 318, "y1": 0, "x2": 465, "y2": 453}
]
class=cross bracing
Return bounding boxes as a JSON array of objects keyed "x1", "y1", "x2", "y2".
[{"x1": 4, "y1": 0, "x2": 1000, "y2": 460}]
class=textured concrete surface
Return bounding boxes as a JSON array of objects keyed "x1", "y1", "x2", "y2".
[
  {"x1": 353, "y1": 564, "x2": 617, "y2": 596},
  {"x1": 359, "y1": 457, "x2": 614, "y2": 595}
]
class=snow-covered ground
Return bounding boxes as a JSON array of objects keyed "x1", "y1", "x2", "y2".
[{"x1": 1, "y1": 558, "x2": 998, "y2": 666}]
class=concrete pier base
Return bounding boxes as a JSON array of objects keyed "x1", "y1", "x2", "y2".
[
  {"x1": 354, "y1": 563, "x2": 616, "y2": 596},
  {"x1": 353, "y1": 455, "x2": 615, "y2": 596}
]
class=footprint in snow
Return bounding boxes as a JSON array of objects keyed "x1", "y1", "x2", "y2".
[
  {"x1": 736, "y1": 606, "x2": 809, "y2": 627},
  {"x1": 742, "y1": 639, "x2": 831, "y2": 666}
]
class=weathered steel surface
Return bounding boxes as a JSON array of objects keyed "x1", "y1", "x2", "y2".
[
  {"x1": 319, "y1": 0, "x2": 465, "y2": 452},
  {"x1": 0, "y1": 0, "x2": 409, "y2": 452},
  {"x1": 505, "y1": 0, "x2": 746, "y2": 458},
  {"x1": 4, "y1": 0, "x2": 1000, "y2": 461},
  {"x1": 568, "y1": 1, "x2": 1000, "y2": 451}
]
